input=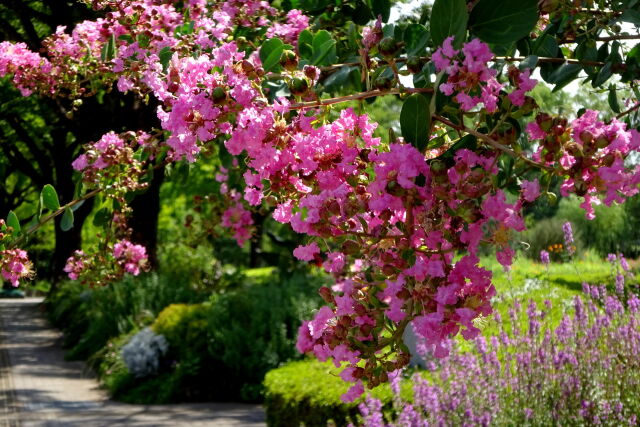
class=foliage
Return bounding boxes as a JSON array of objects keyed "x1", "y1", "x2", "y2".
[
  {"x1": 121, "y1": 327, "x2": 169, "y2": 378},
  {"x1": 556, "y1": 196, "x2": 638, "y2": 257},
  {"x1": 520, "y1": 216, "x2": 581, "y2": 261},
  {"x1": 358, "y1": 285, "x2": 640, "y2": 425},
  {"x1": 46, "y1": 272, "x2": 209, "y2": 360},
  {"x1": 263, "y1": 359, "x2": 397, "y2": 427},
  {"x1": 204, "y1": 271, "x2": 326, "y2": 401},
  {"x1": 3, "y1": 0, "x2": 640, "y2": 403}
]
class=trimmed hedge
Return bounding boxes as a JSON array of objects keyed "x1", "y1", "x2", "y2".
[
  {"x1": 50, "y1": 269, "x2": 326, "y2": 404},
  {"x1": 264, "y1": 359, "x2": 399, "y2": 427}
]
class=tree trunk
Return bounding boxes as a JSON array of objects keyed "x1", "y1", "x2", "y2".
[{"x1": 128, "y1": 167, "x2": 165, "y2": 269}]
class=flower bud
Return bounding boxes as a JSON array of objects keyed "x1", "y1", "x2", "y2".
[
  {"x1": 406, "y1": 56, "x2": 424, "y2": 74},
  {"x1": 211, "y1": 86, "x2": 227, "y2": 103},
  {"x1": 288, "y1": 77, "x2": 309, "y2": 96},
  {"x1": 379, "y1": 37, "x2": 400, "y2": 57},
  {"x1": 360, "y1": 323, "x2": 373, "y2": 336},
  {"x1": 319, "y1": 286, "x2": 334, "y2": 303},
  {"x1": 373, "y1": 75, "x2": 393, "y2": 90},
  {"x1": 536, "y1": 113, "x2": 553, "y2": 132},
  {"x1": 280, "y1": 50, "x2": 298, "y2": 71}
]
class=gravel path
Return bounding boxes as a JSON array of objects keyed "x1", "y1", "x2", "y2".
[{"x1": 0, "y1": 298, "x2": 266, "y2": 426}]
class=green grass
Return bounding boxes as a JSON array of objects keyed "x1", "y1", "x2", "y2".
[{"x1": 264, "y1": 251, "x2": 630, "y2": 426}]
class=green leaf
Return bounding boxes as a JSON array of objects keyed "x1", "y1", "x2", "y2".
[
  {"x1": 430, "y1": 0, "x2": 468, "y2": 48},
  {"x1": 350, "y1": 1, "x2": 373, "y2": 25},
  {"x1": 533, "y1": 34, "x2": 558, "y2": 58},
  {"x1": 159, "y1": 47, "x2": 173, "y2": 73},
  {"x1": 519, "y1": 55, "x2": 538, "y2": 70},
  {"x1": 403, "y1": 24, "x2": 430, "y2": 56},
  {"x1": 61, "y1": 207, "x2": 74, "y2": 232},
  {"x1": 41, "y1": 184, "x2": 60, "y2": 211},
  {"x1": 371, "y1": 0, "x2": 391, "y2": 22},
  {"x1": 71, "y1": 200, "x2": 85, "y2": 212},
  {"x1": 311, "y1": 31, "x2": 337, "y2": 66},
  {"x1": 608, "y1": 85, "x2": 621, "y2": 113},
  {"x1": 118, "y1": 34, "x2": 134, "y2": 43},
  {"x1": 298, "y1": 30, "x2": 313, "y2": 59},
  {"x1": 100, "y1": 33, "x2": 116, "y2": 62},
  {"x1": 548, "y1": 64, "x2": 582, "y2": 92},
  {"x1": 93, "y1": 207, "x2": 112, "y2": 227},
  {"x1": 400, "y1": 94, "x2": 431, "y2": 151},
  {"x1": 593, "y1": 62, "x2": 613, "y2": 87},
  {"x1": 6, "y1": 211, "x2": 20, "y2": 234},
  {"x1": 470, "y1": 0, "x2": 538, "y2": 45},
  {"x1": 137, "y1": 33, "x2": 150, "y2": 48},
  {"x1": 260, "y1": 38, "x2": 285, "y2": 72},
  {"x1": 620, "y1": 9, "x2": 640, "y2": 26}
]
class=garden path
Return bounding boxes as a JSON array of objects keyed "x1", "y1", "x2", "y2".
[{"x1": 0, "y1": 298, "x2": 266, "y2": 427}]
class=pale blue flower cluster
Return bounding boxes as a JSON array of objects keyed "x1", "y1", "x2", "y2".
[{"x1": 122, "y1": 327, "x2": 169, "y2": 378}]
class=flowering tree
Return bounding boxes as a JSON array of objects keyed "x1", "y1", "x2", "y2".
[{"x1": 1, "y1": 0, "x2": 640, "y2": 401}]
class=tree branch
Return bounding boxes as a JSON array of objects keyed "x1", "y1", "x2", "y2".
[
  {"x1": 432, "y1": 115, "x2": 554, "y2": 172},
  {"x1": 289, "y1": 87, "x2": 433, "y2": 110},
  {"x1": 10, "y1": 188, "x2": 102, "y2": 249},
  {"x1": 616, "y1": 102, "x2": 640, "y2": 120}
]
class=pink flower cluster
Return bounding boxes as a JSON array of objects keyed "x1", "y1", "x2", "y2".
[
  {"x1": 72, "y1": 131, "x2": 152, "y2": 197},
  {"x1": 0, "y1": 249, "x2": 32, "y2": 287},
  {"x1": 527, "y1": 110, "x2": 640, "y2": 219},
  {"x1": 113, "y1": 239, "x2": 148, "y2": 275},
  {"x1": 221, "y1": 192, "x2": 254, "y2": 246},
  {"x1": 433, "y1": 37, "x2": 537, "y2": 112},
  {"x1": 64, "y1": 250, "x2": 89, "y2": 280},
  {"x1": 218, "y1": 102, "x2": 529, "y2": 400},
  {"x1": 265, "y1": 9, "x2": 309, "y2": 45},
  {"x1": 0, "y1": 42, "x2": 52, "y2": 96}
]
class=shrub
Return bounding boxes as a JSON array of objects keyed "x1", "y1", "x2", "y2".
[
  {"x1": 92, "y1": 270, "x2": 325, "y2": 403},
  {"x1": 555, "y1": 196, "x2": 629, "y2": 257},
  {"x1": 204, "y1": 271, "x2": 325, "y2": 401},
  {"x1": 152, "y1": 303, "x2": 209, "y2": 354},
  {"x1": 121, "y1": 327, "x2": 169, "y2": 378},
  {"x1": 263, "y1": 359, "x2": 397, "y2": 427},
  {"x1": 46, "y1": 272, "x2": 211, "y2": 361},
  {"x1": 520, "y1": 216, "x2": 580, "y2": 262}
]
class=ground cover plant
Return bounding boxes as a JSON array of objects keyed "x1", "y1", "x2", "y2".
[{"x1": 1, "y1": 0, "x2": 640, "y2": 414}]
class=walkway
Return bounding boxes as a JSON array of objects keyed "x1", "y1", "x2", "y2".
[{"x1": 0, "y1": 298, "x2": 266, "y2": 426}]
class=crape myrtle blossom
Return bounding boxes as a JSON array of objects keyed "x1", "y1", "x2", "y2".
[
  {"x1": 527, "y1": 110, "x2": 640, "y2": 219},
  {"x1": 4, "y1": 0, "x2": 640, "y2": 403},
  {"x1": 113, "y1": 239, "x2": 149, "y2": 275},
  {"x1": 432, "y1": 37, "x2": 537, "y2": 113},
  {"x1": 0, "y1": 220, "x2": 33, "y2": 287},
  {"x1": 64, "y1": 250, "x2": 89, "y2": 280},
  {"x1": 0, "y1": 249, "x2": 33, "y2": 287}
]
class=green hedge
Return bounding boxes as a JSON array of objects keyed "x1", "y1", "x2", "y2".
[
  {"x1": 51, "y1": 269, "x2": 326, "y2": 403},
  {"x1": 264, "y1": 359, "x2": 400, "y2": 427}
]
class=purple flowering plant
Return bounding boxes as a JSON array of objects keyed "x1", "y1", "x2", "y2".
[{"x1": 355, "y1": 285, "x2": 640, "y2": 426}]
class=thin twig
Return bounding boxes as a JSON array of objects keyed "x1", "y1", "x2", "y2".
[
  {"x1": 10, "y1": 188, "x2": 102, "y2": 248},
  {"x1": 319, "y1": 55, "x2": 607, "y2": 73},
  {"x1": 432, "y1": 115, "x2": 554, "y2": 172},
  {"x1": 616, "y1": 102, "x2": 640, "y2": 119},
  {"x1": 289, "y1": 87, "x2": 433, "y2": 110}
]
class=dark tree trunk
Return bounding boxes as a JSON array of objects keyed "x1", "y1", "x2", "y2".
[
  {"x1": 249, "y1": 212, "x2": 267, "y2": 268},
  {"x1": 50, "y1": 197, "x2": 94, "y2": 287},
  {"x1": 128, "y1": 167, "x2": 165, "y2": 269},
  {"x1": 48, "y1": 128, "x2": 95, "y2": 288}
]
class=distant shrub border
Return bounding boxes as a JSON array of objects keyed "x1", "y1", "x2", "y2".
[{"x1": 264, "y1": 359, "x2": 396, "y2": 427}]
